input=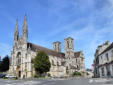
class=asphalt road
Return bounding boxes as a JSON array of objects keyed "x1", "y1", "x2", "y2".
[{"x1": 0, "y1": 78, "x2": 113, "y2": 85}]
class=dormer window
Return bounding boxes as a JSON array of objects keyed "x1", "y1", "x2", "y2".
[
  {"x1": 106, "y1": 53, "x2": 109, "y2": 61},
  {"x1": 101, "y1": 56, "x2": 102, "y2": 60},
  {"x1": 112, "y1": 50, "x2": 113, "y2": 56}
]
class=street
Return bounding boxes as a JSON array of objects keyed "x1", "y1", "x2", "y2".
[{"x1": 0, "y1": 78, "x2": 113, "y2": 85}]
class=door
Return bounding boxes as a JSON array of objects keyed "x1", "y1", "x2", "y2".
[{"x1": 18, "y1": 71, "x2": 21, "y2": 78}]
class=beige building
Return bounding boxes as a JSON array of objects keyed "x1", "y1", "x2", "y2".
[
  {"x1": 94, "y1": 41, "x2": 113, "y2": 77},
  {"x1": 9, "y1": 15, "x2": 85, "y2": 78}
]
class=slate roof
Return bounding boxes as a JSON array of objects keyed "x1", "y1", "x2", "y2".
[
  {"x1": 27, "y1": 42, "x2": 65, "y2": 58},
  {"x1": 61, "y1": 61, "x2": 66, "y2": 66},
  {"x1": 27, "y1": 42, "x2": 82, "y2": 58},
  {"x1": 98, "y1": 42, "x2": 113, "y2": 56},
  {"x1": 74, "y1": 51, "x2": 82, "y2": 58}
]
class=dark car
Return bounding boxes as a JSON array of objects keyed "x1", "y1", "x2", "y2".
[{"x1": 0, "y1": 74, "x2": 6, "y2": 78}]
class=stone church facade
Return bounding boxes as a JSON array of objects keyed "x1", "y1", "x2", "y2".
[{"x1": 9, "y1": 15, "x2": 85, "y2": 78}]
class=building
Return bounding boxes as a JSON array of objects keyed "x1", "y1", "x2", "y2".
[
  {"x1": 94, "y1": 41, "x2": 113, "y2": 77},
  {"x1": 9, "y1": 15, "x2": 85, "y2": 78}
]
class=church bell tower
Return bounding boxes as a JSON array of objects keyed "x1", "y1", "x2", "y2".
[
  {"x1": 53, "y1": 41, "x2": 61, "y2": 52},
  {"x1": 65, "y1": 37, "x2": 74, "y2": 59}
]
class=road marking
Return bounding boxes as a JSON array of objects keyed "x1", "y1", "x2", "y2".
[
  {"x1": 5, "y1": 81, "x2": 41, "y2": 85},
  {"x1": 102, "y1": 84, "x2": 113, "y2": 85},
  {"x1": 22, "y1": 81, "x2": 41, "y2": 85},
  {"x1": 95, "y1": 79, "x2": 109, "y2": 83},
  {"x1": 89, "y1": 79, "x2": 93, "y2": 83}
]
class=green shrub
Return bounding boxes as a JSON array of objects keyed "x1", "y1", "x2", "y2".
[
  {"x1": 47, "y1": 73, "x2": 51, "y2": 77},
  {"x1": 87, "y1": 72, "x2": 90, "y2": 75},
  {"x1": 34, "y1": 74, "x2": 39, "y2": 78},
  {"x1": 14, "y1": 77, "x2": 18, "y2": 80},
  {"x1": 81, "y1": 71, "x2": 85, "y2": 74},
  {"x1": 72, "y1": 71, "x2": 81, "y2": 77}
]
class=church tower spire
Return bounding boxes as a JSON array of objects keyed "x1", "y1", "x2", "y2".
[
  {"x1": 23, "y1": 14, "x2": 28, "y2": 43},
  {"x1": 14, "y1": 19, "x2": 19, "y2": 44}
]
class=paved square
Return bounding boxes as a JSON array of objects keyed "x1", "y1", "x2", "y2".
[{"x1": 0, "y1": 78, "x2": 113, "y2": 85}]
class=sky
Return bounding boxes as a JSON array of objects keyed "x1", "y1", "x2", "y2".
[{"x1": 0, "y1": 0, "x2": 113, "y2": 69}]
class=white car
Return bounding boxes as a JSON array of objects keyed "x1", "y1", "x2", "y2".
[{"x1": 5, "y1": 74, "x2": 16, "y2": 79}]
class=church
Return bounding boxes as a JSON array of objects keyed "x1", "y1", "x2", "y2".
[{"x1": 9, "y1": 15, "x2": 85, "y2": 78}]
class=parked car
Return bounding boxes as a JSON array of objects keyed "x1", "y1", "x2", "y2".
[
  {"x1": 0, "y1": 74, "x2": 7, "y2": 78},
  {"x1": 5, "y1": 74, "x2": 16, "y2": 79}
]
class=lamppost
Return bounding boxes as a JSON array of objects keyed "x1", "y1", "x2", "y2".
[{"x1": 0, "y1": 56, "x2": 1, "y2": 61}]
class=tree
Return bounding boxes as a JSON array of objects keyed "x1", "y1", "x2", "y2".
[
  {"x1": 33, "y1": 51, "x2": 51, "y2": 75},
  {"x1": 0, "y1": 55, "x2": 10, "y2": 72}
]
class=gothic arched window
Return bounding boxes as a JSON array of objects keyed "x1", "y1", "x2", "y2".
[
  {"x1": 76, "y1": 59, "x2": 77, "y2": 62},
  {"x1": 77, "y1": 65, "x2": 79, "y2": 69},
  {"x1": 17, "y1": 35, "x2": 19, "y2": 41},
  {"x1": 52, "y1": 60, "x2": 54, "y2": 65},
  {"x1": 57, "y1": 62, "x2": 59, "y2": 66},
  {"x1": 16, "y1": 52, "x2": 21, "y2": 65},
  {"x1": 67, "y1": 41, "x2": 69, "y2": 48}
]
